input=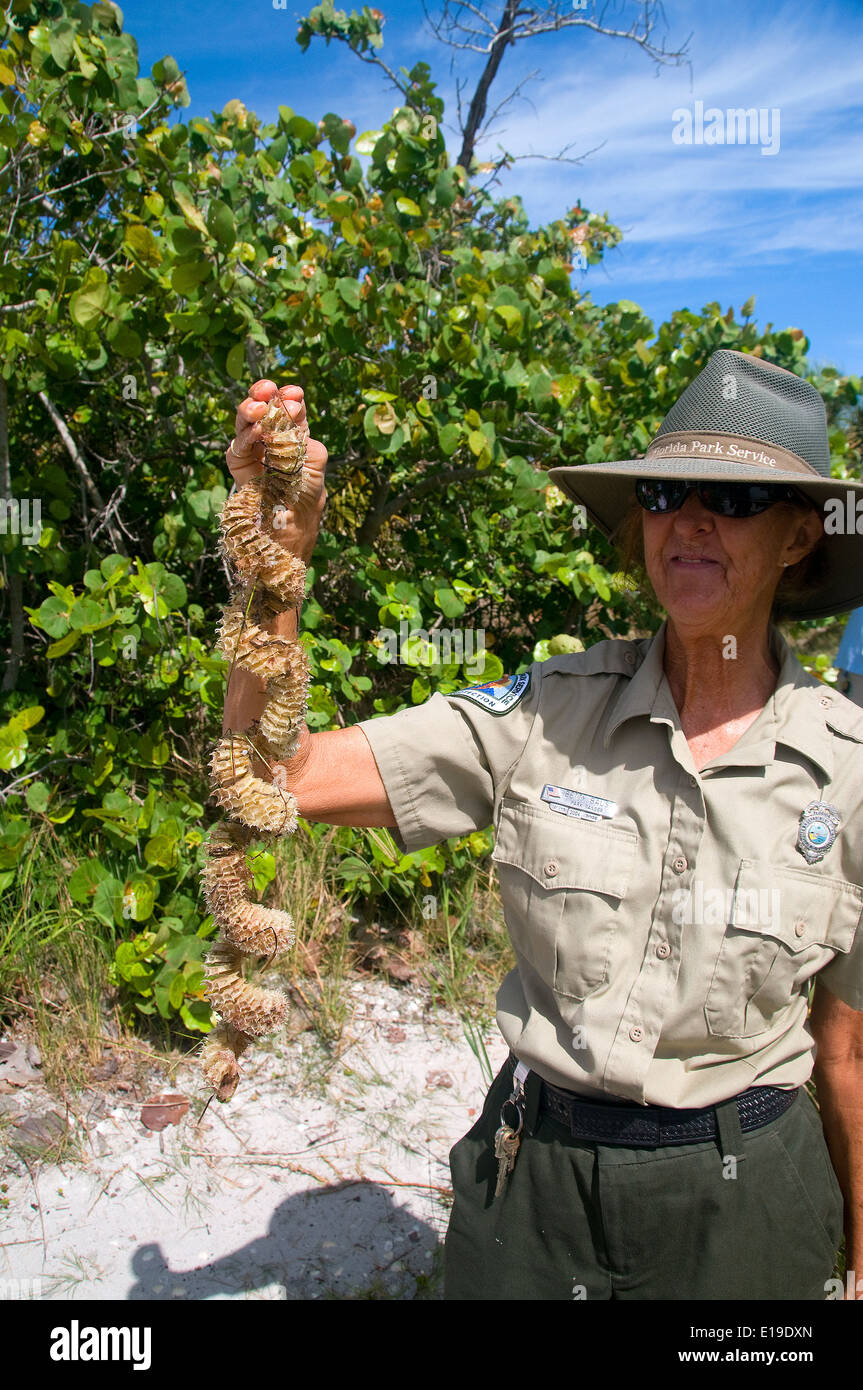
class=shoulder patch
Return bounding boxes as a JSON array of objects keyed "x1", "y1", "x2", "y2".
[{"x1": 450, "y1": 672, "x2": 530, "y2": 715}]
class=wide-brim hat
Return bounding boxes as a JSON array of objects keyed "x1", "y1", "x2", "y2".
[{"x1": 547, "y1": 348, "x2": 863, "y2": 620}]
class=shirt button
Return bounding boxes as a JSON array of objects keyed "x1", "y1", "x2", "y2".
[
  {"x1": 624, "y1": 651, "x2": 636, "y2": 666},
  {"x1": 819, "y1": 695, "x2": 832, "y2": 708},
  {"x1": 672, "y1": 856, "x2": 687, "y2": 874},
  {"x1": 688, "y1": 775, "x2": 697, "y2": 788},
  {"x1": 794, "y1": 920, "x2": 806, "y2": 938},
  {"x1": 656, "y1": 942, "x2": 671, "y2": 959},
  {"x1": 544, "y1": 860, "x2": 559, "y2": 878},
  {"x1": 629, "y1": 1026, "x2": 644, "y2": 1042}
]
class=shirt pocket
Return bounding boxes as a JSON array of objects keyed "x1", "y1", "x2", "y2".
[
  {"x1": 704, "y1": 860, "x2": 863, "y2": 1040},
  {"x1": 491, "y1": 797, "x2": 637, "y2": 1001}
]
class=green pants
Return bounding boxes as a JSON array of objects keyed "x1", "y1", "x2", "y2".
[{"x1": 444, "y1": 1057, "x2": 844, "y2": 1300}]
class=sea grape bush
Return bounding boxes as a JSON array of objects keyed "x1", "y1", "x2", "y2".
[{"x1": 0, "y1": 0, "x2": 859, "y2": 1030}]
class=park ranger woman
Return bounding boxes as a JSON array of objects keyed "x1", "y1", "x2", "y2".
[{"x1": 223, "y1": 348, "x2": 863, "y2": 1301}]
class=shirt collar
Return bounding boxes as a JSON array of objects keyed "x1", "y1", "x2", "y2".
[{"x1": 604, "y1": 619, "x2": 836, "y2": 780}]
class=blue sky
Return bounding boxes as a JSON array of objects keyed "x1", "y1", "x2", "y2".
[{"x1": 122, "y1": 0, "x2": 863, "y2": 375}]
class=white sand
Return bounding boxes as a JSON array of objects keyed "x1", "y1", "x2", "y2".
[{"x1": 0, "y1": 978, "x2": 508, "y2": 1301}]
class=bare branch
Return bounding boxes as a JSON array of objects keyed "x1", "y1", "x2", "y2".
[
  {"x1": 0, "y1": 378, "x2": 24, "y2": 692},
  {"x1": 344, "y1": 47, "x2": 411, "y2": 102},
  {"x1": 456, "y1": 0, "x2": 521, "y2": 169},
  {"x1": 0, "y1": 756, "x2": 87, "y2": 801},
  {"x1": 25, "y1": 166, "x2": 122, "y2": 209},
  {"x1": 37, "y1": 390, "x2": 128, "y2": 556},
  {"x1": 359, "y1": 464, "x2": 478, "y2": 545},
  {"x1": 421, "y1": 1, "x2": 691, "y2": 169}
]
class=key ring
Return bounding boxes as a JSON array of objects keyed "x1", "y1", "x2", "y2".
[{"x1": 500, "y1": 1096, "x2": 524, "y2": 1137}]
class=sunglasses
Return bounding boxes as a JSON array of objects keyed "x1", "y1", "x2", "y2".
[{"x1": 635, "y1": 478, "x2": 807, "y2": 519}]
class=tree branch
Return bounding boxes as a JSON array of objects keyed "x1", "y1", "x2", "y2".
[
  {"x1": 37, "y1": 391, "x2": 128, "y2": 556},
  {"x1": 359, "y1": 463, "x2": 478, "y2": 546},
  {"x1": 0, "y1": 377, "x2": 24, "y2": 692},
  {"x1": 456, "y1": 0, "x2": 521, "y2": 169},
  {"x1": 423, "y1": 1, "x2": 691, "y2": 170}
]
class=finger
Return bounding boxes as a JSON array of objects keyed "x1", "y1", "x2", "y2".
[
  {"x1": 249, "y1": 379, "x2": 279, "y2": 400},
  {"x1": 234, "y1": 396, "x2": 269, "y2": 436},
  {"x1": 303, "y1": 437, "x2": 328, "y2": 473},
  {"x1": 233, "y1": 379, "x2": 282, "y2": 436},
  {"x1": 233, "y1": 415, "x2": 267, "y2": 453},
  {"x1": 277, "y1": 391, "x2": 308, "y2": 434},
  {"x1": 225, "y1": 443, "x2": 264, "y2": 485}
]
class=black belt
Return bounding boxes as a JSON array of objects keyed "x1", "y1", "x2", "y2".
[{"x1": 509, "y1": 1056, "x2": 798, "y2": 1147}]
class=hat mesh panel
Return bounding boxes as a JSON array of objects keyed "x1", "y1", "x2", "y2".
[{"x1": 654, "y1": 351, "x2": 829, "y2": 476}]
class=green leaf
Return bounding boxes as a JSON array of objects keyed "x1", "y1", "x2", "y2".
[
  {"x1": 156, "y1": 572, "x2": 187, "y2": 610},
  {"x1": 122, "y1": 873, "x2": 158, "y2": 923},
  {"x1": 171, "y1": 260, "x2": 211, "y2": 294},
  {"x1": 179, "y1": 1000, "x2": 212, "y2": 1033},
  {"x1": 46, "y1": 631, "x2": 81, "y2": 659},
  {"x1": 168, "y1": 972, "x2": 187, "y2": 1009},
  {"x1": 172, "y1": 181, "x2": 209, "y2": 236},
  {"x1": 8, "y1": 706, "x2": 44, "y2": 732},
  {"x1": 395, "y1": 195, "x2": 422, "y2": 217},
  {"x1": 335, "y1": 856, "x2": 372, "y2": 882},
  {"x1": 47, "y1": 20, "x2": 76, "y2": 71},
  {"x1": 69, "y1": 597, "x2": 103, "y2": 630},
  {"x1": 354, "y1": 130, "x2": 382, "y2": 155},
  {"x1": 336, "y1": 277, "x2": 362, "y2": 310},
  {"x1": 69, "y1": 859, "x2": 110, "y2": 903},
  {"x1": 93, "y1": 876, "x2": 126, "y2": 928},
  {"x1": 24, "y1": 782, "x2": 49, "y2": 813},
  {"x1": 69, "y1": 276, "x2": 110, "y2": 330},
  {"x1": 468, "y1": 651, "x2": 504, "y2": 683},
  {"x1": 225, "y1": 342, "x2": 246, "y2": 380},
  {"x1": 247, "y1": 849, "x2": 276, "y2": 895},
  {"x1": 467, "y1": 429, "x2": 487, "y2": 457},
  {"x1": 207, "y1": 200, "x2": 235, "y2": 249},
  {"x1": 124, "y1": 224, "x2": 162, "y2": 267},
  {"x1": 156, "y1": 51, "x2": 182, "y2": 82},
  {"x1": 438, "y1": 422, "x2": 461, "y2": 456},
  {"x1": 144, "y1": 835, "x2": 179, "y2": 870},
  {"x1": 493, "y1": 304, "x2": 523, "y2": 335},
  {"x1": 108, "y1": 322, "x2": 143, "y2": 358},
  {"x1": 434, "y1": 586, "x2": 465, "y2": 619}
]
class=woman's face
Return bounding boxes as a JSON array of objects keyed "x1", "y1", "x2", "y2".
[{"x1": 641, "y1": 490, "x2": 823, "y2": 634}]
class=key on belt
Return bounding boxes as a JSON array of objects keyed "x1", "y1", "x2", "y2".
[{"x1": 493, "y1": 1060, "x2": 529, "y2": 1198}]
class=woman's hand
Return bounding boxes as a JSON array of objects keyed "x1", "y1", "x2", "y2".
[{"x1": 226, "y1": 379, "x2": 328, "y2": 564}]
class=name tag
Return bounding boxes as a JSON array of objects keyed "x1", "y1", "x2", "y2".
[{"x1": 541, "y1": 784, "x2": 618, "y2": 821}]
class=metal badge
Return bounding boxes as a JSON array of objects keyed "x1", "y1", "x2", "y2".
[
  {"x1": 796, "y1": 801, "x2": 841, "y2": 864},
  {"x1": 541, "y1": 784, "x2": 618, "y2": 821}
]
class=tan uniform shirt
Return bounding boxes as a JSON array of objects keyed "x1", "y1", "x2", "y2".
[{"x1": 357, "y1": 622, "x2": 863, "y2": 1107}]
